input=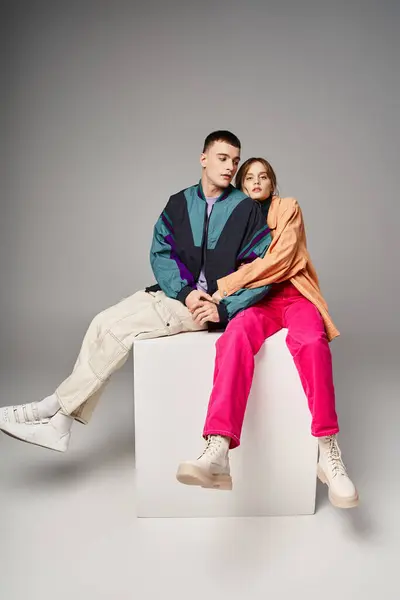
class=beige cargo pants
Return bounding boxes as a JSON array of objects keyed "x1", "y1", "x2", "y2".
[{"x1": 56, "y1": 290, "x2": 206, "y2": 424}]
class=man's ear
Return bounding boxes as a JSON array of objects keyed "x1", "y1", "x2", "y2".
[{"x1": 200, "y1": 153, "x2": 207, "y2": 168}]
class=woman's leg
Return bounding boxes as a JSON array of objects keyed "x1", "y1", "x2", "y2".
[
  {"x1": 203, "y1": 305, "x2": 282, "y2": 448},
  {"x1": 176, "y1": 295, "x2": 283, "y2": 488},
  {"x1": 283, "y1": 287, "x2": 358, "y2": 508},
  {"x1": 283, "y1": 291, "x2": 339, "y2": 437}
]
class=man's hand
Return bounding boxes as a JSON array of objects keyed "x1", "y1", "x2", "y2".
[
  {"x1": 192, "y1": 300, "x2": 220, "y2": 325},
  {"x1": 185, "y1": 289, "x2": 213, "y2": 312}
]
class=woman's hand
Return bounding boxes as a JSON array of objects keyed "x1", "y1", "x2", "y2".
[{"x1": 212, "y1": 290, "x2": 222, "y2": 304}]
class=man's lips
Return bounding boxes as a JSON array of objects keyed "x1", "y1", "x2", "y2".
[{"x1": 253, "y1": 188, "x2": 261, "y2": 192}]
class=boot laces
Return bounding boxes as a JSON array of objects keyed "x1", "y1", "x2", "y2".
[
  {"x1": 199, "y1": 435, "x2": 223, "y2": 459},
  {"x1": 326, "y1": 435, "x2": 347, "y2": 477}
]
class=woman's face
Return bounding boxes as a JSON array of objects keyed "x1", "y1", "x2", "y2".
[{"x1": 242, "y1": 161, "x2": 273, "y2": 202}]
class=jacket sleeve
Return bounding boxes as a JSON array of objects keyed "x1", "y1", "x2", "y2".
[
  {"x1": 216, "y1": 201, "x2": 272, "y2": 323},
  {"x1": 150, "y1": 199, "x2": 196, "y2": 304},
  {"x1": 217, "y1": 285, "x2": 271, "y2": 322},
  {"x1": 217, "y1": 198, "x2": 306, "y2": 298}
]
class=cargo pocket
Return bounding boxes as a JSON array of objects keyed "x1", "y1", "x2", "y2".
[{"x1": 88, "y1": 329, "x2": 129, "y2": 381}]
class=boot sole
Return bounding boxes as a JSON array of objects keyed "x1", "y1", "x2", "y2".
[
  {"x1": 317, "y1": 464, "x2": 359, "y2": 509},
  {"x1": 176, "y1": 464, "x2": 232, "y2": 490},
  {"x1": 0, "y1": 426, "x2": 69, "y2": 453}
]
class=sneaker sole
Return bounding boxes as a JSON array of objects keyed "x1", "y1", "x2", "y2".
[
  {"x1": 176, "y1": 464, "x2": 232, "y2": 490},
  {"x1": 0, "y1": 427, "x2": 69, "y2": 453},
  {"x1": 317, "y1": 464, "x2": 359, "y2": 508}
]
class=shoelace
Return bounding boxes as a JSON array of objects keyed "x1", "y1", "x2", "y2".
[
  {"x1": 326, "y1": 435, "x2": 347, "y2": 478},
  {"x1": 198, "y1": 436, "x2": 223, "y2": 459}
]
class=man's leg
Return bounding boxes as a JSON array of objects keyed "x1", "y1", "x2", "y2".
[
  {"x1": 176, "y1": 299, "x2": 282, "y2": 488},
  {"x1": 59, "y1": 312, "x2": 113, "y2": 425},
  {"x1": 283, "y1": 288, "x2": 359, "y2": 508},
  {"x1": 71, "y1": 290, "x2": 206, "y2": 425},
  {"x1": 0, "y1": 290, "x2": 205, "y2": 451}
]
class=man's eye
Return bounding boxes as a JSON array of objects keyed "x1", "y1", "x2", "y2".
[{"x1": 220, "y1": 157, "x2": 226, "y2": 161}]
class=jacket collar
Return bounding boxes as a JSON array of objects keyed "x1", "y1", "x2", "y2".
[
  {"x1": 196, "y1": 180, "x2": 233, "y2": 203},
  {"x1": 257, "y1": 195, "x2": 273, "y2": 220}
]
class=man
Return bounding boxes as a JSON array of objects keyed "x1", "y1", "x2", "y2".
[{"x1": 0, "y1": 130, "x2": 272, "y2": 452}]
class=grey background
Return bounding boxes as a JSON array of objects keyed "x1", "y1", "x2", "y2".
[{"x1": 1, "y1": 1, "x2": 399, "y2": 599}]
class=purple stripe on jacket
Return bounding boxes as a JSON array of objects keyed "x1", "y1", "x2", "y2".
[
  {"x1": 237, "y1": 227, "x2": 270, "y2": 260},
  {"x1": 165, "y1": 234, "x2": 195, "y2": 286},
  {"x1": 161, "y1": 212, "x2": 174, "y2": 234}
]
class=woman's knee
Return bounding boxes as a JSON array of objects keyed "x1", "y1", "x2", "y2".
[
  {"x1": 216, "y1": 311, "x2": 262, "y2": 353},
  {"x1": 291, "y1": 329, "x2": 328, "y2": 350}
]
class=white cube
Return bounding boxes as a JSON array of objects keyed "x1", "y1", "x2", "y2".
[{"x1": 133, "y1": 330, "x2": 318, "y2": 518}]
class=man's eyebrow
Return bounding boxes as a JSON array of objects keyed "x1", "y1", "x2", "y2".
[{"x1": 217, "y1": 153, "x2": 240, "y2": 160}]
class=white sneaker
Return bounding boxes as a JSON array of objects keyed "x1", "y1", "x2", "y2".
[
  {"x1": 176, "y1": 435, "x2": 232, "y2": 490},
  {"x1": 0, "y1": 402, "x2": 42, "y2": 425},
  {"x1": 0, "y1": 412, "x2": 73, "y2": 453},
  {"x1": 317, "y1": 435, "x2": 359, "y2": 508}
]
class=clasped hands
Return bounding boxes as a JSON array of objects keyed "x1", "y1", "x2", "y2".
[{"x1": 185, "y1": 289, "x2": 222, "y2": 325}]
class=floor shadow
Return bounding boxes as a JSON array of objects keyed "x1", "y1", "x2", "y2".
[
  {"x1": 334, "y1": 501, "x2": 378, "y2": 541},
  {"x1": 316, "y1": 478, "x2": 378, "y2": 541},
  {"x1": 15, "y1": 432, "x2": 135, "y2": 487}
]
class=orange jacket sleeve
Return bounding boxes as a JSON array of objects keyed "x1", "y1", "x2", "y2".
[{"x1": 217, "y1": 197, "x2": 307, "y2": 297}]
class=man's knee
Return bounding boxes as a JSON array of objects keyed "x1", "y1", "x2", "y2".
[{"x1": 89, "y1": 309, "x2": 108, "y2": 333}]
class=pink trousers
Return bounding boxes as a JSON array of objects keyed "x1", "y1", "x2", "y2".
[{"x1": 203, "y1": 282, "x2": 339, "y2": 449}]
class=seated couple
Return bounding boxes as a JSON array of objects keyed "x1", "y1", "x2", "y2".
[{"x1": 0, "y1": 130, "x2": 358, "y2": 509}]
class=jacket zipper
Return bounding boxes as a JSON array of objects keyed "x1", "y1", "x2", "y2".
[{"x1": 200, "y1": 204, "x2": 214, "y2": 285}]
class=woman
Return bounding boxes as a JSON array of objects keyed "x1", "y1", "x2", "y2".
[{"x1": 176, "y1": 158, "x2": 359, "y2": 509}]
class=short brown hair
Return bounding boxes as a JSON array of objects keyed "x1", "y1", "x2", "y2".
[
  {"x1": 202, "y1": 130, "x2": 241, "y2": 153},
  {"x1": 235, "y1": 157, "x2": 277, "y2": 195}
]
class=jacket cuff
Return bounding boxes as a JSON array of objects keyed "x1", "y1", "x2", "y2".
[
  {"x1": 177, "y1": 285, "x2": 195, "y2": 305},
  {"x1": 217, "y1": 302, "x2": 229, "y2": 326},
  {"x1": 217, "y1": 276, "x2": 235, "y2": 298}
]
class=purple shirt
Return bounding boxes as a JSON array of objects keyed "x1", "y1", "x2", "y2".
[{"x1": 196, "y1": 196, "x2": 218, "y2": 292}]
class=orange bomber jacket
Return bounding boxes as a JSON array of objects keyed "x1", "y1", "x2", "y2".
[{"x1": 217, "y1": 196, "x2": 340, "y2": 342}]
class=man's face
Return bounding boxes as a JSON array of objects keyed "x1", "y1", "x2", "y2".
[{"x1": 200, "y1": 141, "x2": 241, "y2": 190}]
